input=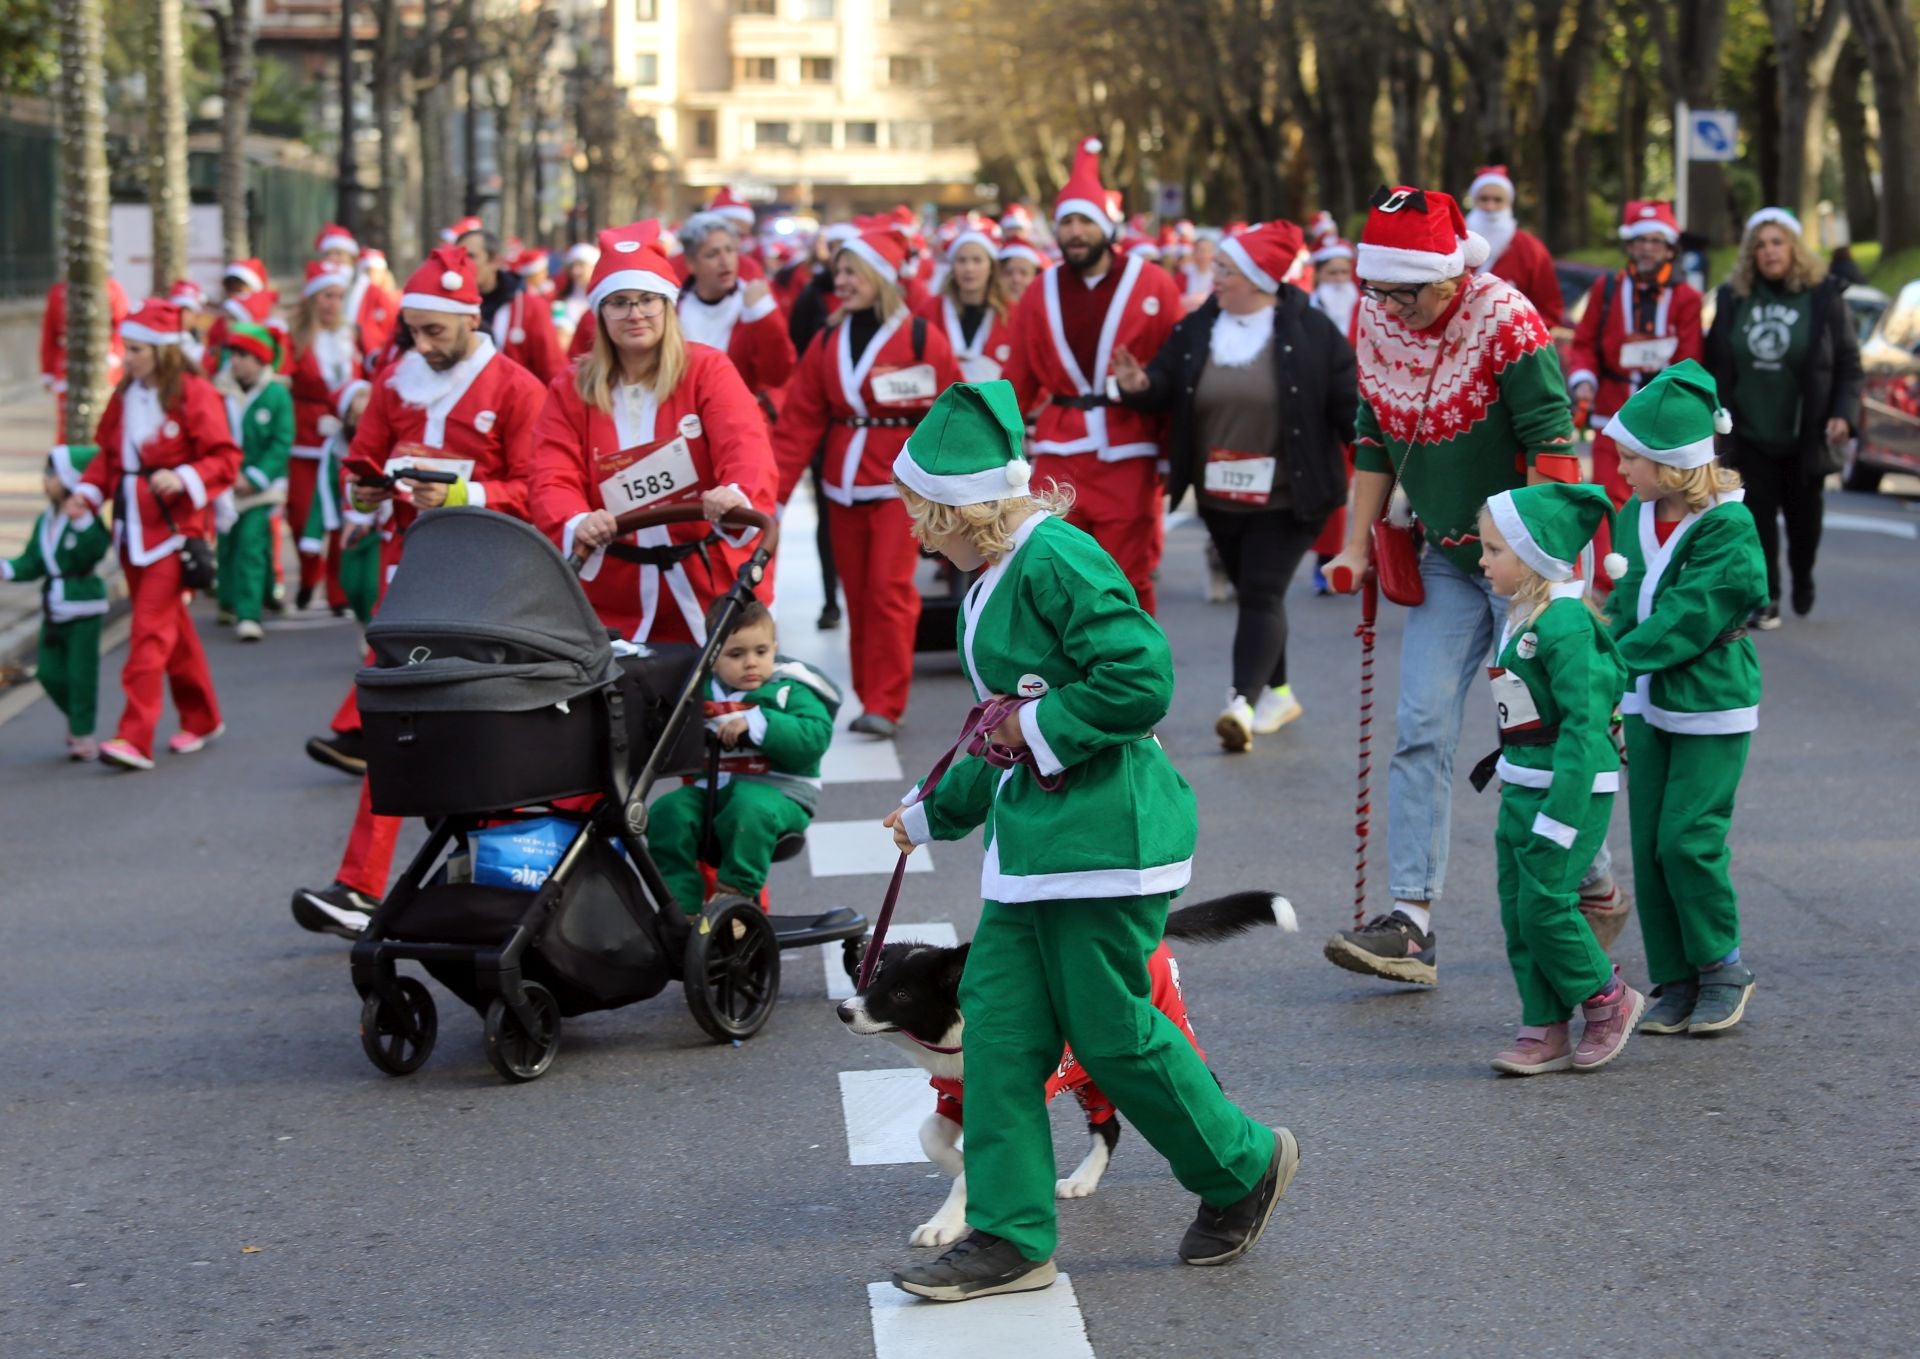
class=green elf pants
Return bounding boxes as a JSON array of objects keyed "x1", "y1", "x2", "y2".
[
  {"x1": 1496, "y1": 788, "x2": 1616, "y2": 1026},
  {"x1": 340, "y1": 531, "x2": 382, "y2": 625},
  {"x1": 1624, "y1": 716, "x2": 1748, "y2": 985},
  {"x1": 648, "y1": 779, "x2": 811, "y2": 913},
  {"x1": 39, "y1": 614, "x2": 102, "y2": 738},
  {"x1": 959, "y1": 894, "x2": 1276, "y2": 1263},
  {"x1": 217, "y1": 506, "x2": 275, "y2": 623}
]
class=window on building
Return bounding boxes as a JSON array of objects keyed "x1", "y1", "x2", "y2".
[
  {"x1": 801, "y1": 56, "x2": 834, "y2": 83},
  {"x1": 737, "y1": 0, "x2": 777, "y2": 13},
  {"x1": 736, "y1": 56, "x2": 777, "y2": 83},
  {"x1": 802, "y1": 120, "x2": 834, "y2": 147},
  {"x1": 889, "y1": 120, "x2": 932, "y2": 151},
  {"x1": 754, "y1": 121, "x2": 795, "y2": 148},
  {"x1": 636, "y1": 0, "x2": 659, "y2": 19},
  {"x1": 693, "y1": 115, "x2": 716, "y2": 151},
  {"x1": 633, "y1": 53, "x2": 659, "y2": 86},
  {"x1": 887, "y1": 55, "x2": 931, "y2": 87},
  {"x1": 844, "y1": 120, "x2": 878, "y2": 147},
  {"x1": 801, "y1": 0, "x2": 835, "y2": 15}
]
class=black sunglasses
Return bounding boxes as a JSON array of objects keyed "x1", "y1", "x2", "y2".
[{"x1": 1359, "y1": 281, "x2": 1426, "y2": 309}]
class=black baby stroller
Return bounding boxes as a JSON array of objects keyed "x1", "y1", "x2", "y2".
[{"x1": 347, "y1": 503, "x2": 867, "y2": 1082}]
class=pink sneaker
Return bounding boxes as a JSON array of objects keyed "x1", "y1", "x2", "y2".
[
  {"x1": 1573, "y1": 982, "x2": 1647, "y2": 1071},
  {"x1": 97, "y1": 738, "x2": 155, "y2": 771},
  {"x1": 168, "y1": 722, "x2": 227, "y2": 755},
  {"x1": 67, "y1": 736, "x2": 99, "y2": 762},
  {"x1": 1491, "y1": 1022, "x2": 1572, "y2": 1076}
]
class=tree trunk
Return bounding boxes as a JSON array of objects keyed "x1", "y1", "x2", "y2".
[
  {"x1": 372, "y1": 0, "x2": 400, "y2": 251},
  {"x1": 1830, "y1": 34, "x2": 1878, "y2": 240},
  {"x1": 145, "y1": 0, "x2": 189, "y2": 292},
  {"x1": 1531, "y1": 0, "x2": 1604, "y2": 251},
  {"x1": 1650, "y1": 0, "x2": 1733, "y2": 240},
  {"x1": 1768, "y1": 0, "x2": 1850, "y2": 234},
  {"x1": 216, "y1": 0, "x2": 255, "y2": 264},
  {"x1": 1846, "y1": 0, "x2": 1920, "y2": 251},
  {"x1": 60, "y1": 0, "x2": 111, "y2": 441}
]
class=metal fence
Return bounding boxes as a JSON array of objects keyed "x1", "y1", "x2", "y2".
[{"x1": 0, "y1": 115, "x2": 60, "y2": 300}]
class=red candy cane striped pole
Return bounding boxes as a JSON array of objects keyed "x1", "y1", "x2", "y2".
[{"x1": 1354, "y1": 574, "x2": 1379, "y2": 925}]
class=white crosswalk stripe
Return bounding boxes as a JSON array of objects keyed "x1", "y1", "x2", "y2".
[
  {"x1": 806, "y1": 818, "x2": 929, "y2": 879},
  {"x1": 867, "y1": 1277, "x2": 1097, "y2": 1358},
  {"x1": 838, "y1": 1068, "x2": 939, "y2": 1165}
]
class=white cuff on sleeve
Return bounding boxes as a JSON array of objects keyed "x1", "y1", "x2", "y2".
[
  {"x1": 741, "y1": 292, "x2": 778, "y2": 324},
  {"x1": 175, "y1": 464, "x2": 209, "y2": 509},
  {"x1": 713, "y1": 484, "x2": 760, "y2": 547},
  {"x1": 1019, "y1": 700, "x2": 1065, "y2": 777},
  {"x1": 1531, "y1": 812, "x2": 1578, "y2": 850},
  {"x1": 561, "y1": 511, "x2": 607, "y2": 581},
  {"x1": 899, "y1": 799, "x2": 932, "y2": 847},
  {"x1": 465, "y1": 480, "x2": 487, "y2": 508},
  {"x1": 246, "y1": 466, "x2": 271, "y2": 491},
  {"x1": 743, "y1": 707, "x2": 769, "y2": 744},
  {"x1": 0, "y1": 561, "x2": 13, "y2": 581}
]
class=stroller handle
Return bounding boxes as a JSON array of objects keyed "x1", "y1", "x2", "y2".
[{"x1": 610, "y1": 502, "x2": 779, "y2": 557}]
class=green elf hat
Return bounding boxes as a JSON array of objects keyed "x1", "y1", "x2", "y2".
[
  {"x1": 224, "y1": 319, "x2": 281, "y2": 368},
  {"x1": 1601, "y1": 358, "x2": 1731, "y2": 470},
  {"x1": 47, "y1": 443, "x2": 99, "y2": 491},
  {"x1": 891, "y1": 380, "x2": 1031, "y2": 506},
  {"x1": 1486, "y1": 481, "x2": 1616, "y2": 584}
]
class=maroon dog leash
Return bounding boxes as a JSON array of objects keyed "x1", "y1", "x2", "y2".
[{"x1": 856, "y1": 695, "x2": 1064, "y2": 991}]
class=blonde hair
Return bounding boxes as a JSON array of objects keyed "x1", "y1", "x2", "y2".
[
  {"x1": 897, "y1": 480, "x2": 1074, "y2": 563},
  {"x1": 1647, "y1": 458, "x2": 1743, "y2": 513},
  {"x1": 1728, "y1": 223, "x2": 1827, "y2": 298},
  {"x1": 827, "y1": 250, "x2": 905, "y2": 326},
  {"x1": 573, "y1": 299, "x2": 688, "y2": 414},
  {"x1": 939, "y1": 242, "x2": 1009, "y2": 323},
  {"x1": 1476, "y1": 506, "x2": 1605, "y2": 628}
]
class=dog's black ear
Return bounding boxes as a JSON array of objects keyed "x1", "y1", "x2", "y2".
[{"x1": 940, "y1": 943, "x2": 971, "y2": 991}]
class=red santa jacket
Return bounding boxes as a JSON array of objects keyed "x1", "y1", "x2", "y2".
[
  {"x1": 1565, "y1": 270, "x2": 1705, "y2": 424},
  {"x1": 349, "y1": 277, "x2": 401, "y2": 357},
  {"x1": 914, "y1": 293, "x2": 1018, "y2": 387},
  {"x1": 486, "y1": 286, "x2": 567, "y2": 388},
  {"x1": 1484, "y1": 228, "x2": 1563, "y2": 329},
  {"x1": 675, "y1": 283, "x2": 797, "y2": 397},
  {"x1": 529, "y1": 344, "x2": 779, "y2": 643},
  {"x1": 40, "y1": 279, "x2": 130, "y2": 392},
  {"x1": 78, "y1": 373, "x2": 241, "y2": 567},
  {"x1": 289, "y1": 324, "x2": 365, "y2": 458},
  {"x1": 772, "y1": 308, "x2": 961, "y2": 506}
]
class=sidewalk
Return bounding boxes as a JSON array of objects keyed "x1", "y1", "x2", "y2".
[{"x1": 0, "y1": 382, "x2": 96, "y2": 671}]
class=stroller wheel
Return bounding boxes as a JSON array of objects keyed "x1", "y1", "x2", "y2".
[
  {"x1": 484, "y1": 982, "x2": 562, "y2": 1083},
  {"x1": 360, "y1": 977, "x2": 438, "y2": 1076},
  {"x1": 684, "y1": 897, "x2": 781, "y2": 1043}
]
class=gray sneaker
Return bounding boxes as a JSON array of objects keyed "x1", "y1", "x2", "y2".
[
  {"x1": 1639, "y1": 977, "x2": 1700, "y2": 1034},
  {"x1": 1689, "y1": 962, "x2": 1755, "y2": 1035},
  {"x1": 1179, "y1": 1127, "x2": 1300, "y2": 1265},
  {"x1": 892, "y1": 1231, "x2": 1056, "y2": 1303}
]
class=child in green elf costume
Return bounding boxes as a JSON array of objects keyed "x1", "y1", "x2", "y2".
[
  {"x1": 214, "y1": 321, "x2": 294, "y2": 641},
  {"x1": 646, "y1": 601, "x2": 836, "y2": 911},
  {"x1": 306, "y1": 379, "x2": 381, "y2": 624},
  {"x1": 1477, "y1": 481, "x2": 1643, "y2": 1075},
  {"x1": 881, "y1": 380, "x2": 1296, "y2": 1304},
  {"x1": 1602, "y1": 360, "x2": 1767, "y2": 1036},
  {"x1": 2, "y1": 443, "x2": 111, "y2": 759}
]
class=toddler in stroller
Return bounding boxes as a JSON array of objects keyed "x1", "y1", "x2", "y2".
[{"x1": 346, "y1": 503, "x2": 866, "y2": 1082}]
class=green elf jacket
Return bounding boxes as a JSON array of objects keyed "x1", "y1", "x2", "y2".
[
  {"x1": 697, "y1": 662, "x2": 837, "y2": 814},
  {"x1": 900, "y1": 511, "x2": 1196, "y2": 901},
  {"x1": 1, "y1": 509, "x2": 111, "y2": 622},
  {"x1": 1489, "y1": 588, "x2": 1629, "y2": 849},
  {"x1": 1606, "y1": 493, "x2": 1767, "y2": 735},
  {"x1": 228, "y1": 377, "x2": 294, "y2": 503}
]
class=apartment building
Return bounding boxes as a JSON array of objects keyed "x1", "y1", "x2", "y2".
[{"x1": 609, "y1": 0, "x2": 981, "y2": 219}]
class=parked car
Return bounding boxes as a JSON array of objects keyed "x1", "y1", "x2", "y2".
[
  {"x1": 1850, "y1": 279, "x2": 1920, "y2": 492},
  {"x1": 1844, "y1": 284, "x2": 1892, "y2": 343}
]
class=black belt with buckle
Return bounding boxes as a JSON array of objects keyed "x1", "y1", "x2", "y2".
[
  {"x1": 1050, "y1": 393, "x2": 1112, "y2": 410},
  {"x1": 1469, "y1": 723, "x2": 1561, "y2": 793},
  {"x1": 606, "y1": 530, "x2": 719, "y2": 570},
  {"x1": 836, "y1": 416, "x2": 916, "y2": 428}
]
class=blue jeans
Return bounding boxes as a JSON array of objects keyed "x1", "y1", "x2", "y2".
[{"x1": 1386, "y1": 547, "x2": 1611, "y2": 904}]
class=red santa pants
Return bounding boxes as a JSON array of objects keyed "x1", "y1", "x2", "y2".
[
  {"x1": 1066, "y1": 507, "x2": 1162, "y2": 616},
  {"x1": 116, "y1": 553, "x2": 222, "y2": 757},
  {"x1": 336, "y1": 776, "x2": 402, "y2": 899},
  {"x1": 829, "y1": 496, "x2": 921, "y2": 722},
  {"x1": 1589, "y1": 433, "x2": 1632, "y2": 510},
  {"x1": 286, "y1": 458, "x2": 346, "y2": 606},
  {"x1": 1032, "y1": 453, "x2": 1163, "y2": 615}
]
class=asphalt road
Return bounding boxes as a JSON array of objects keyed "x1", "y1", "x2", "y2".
[{"x1": 1, "y1": 489, "x2": 1916, "y2": 1358}]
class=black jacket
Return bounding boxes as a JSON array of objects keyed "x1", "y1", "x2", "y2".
[
  {"x1": 1118, "y1": 290, "x2": 1357, "y2": 524},
  {"x1": 1706, "y1": 273, "x2": 1863, "y2": 471}
]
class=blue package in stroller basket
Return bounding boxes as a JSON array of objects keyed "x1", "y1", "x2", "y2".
[{"x1": 470, "y1": 816, "x2": 581, "y2": 891}]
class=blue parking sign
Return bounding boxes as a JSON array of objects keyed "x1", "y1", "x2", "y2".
[{"x1": 1688, "y1": 110, "x2": 1739, "y2": 162}]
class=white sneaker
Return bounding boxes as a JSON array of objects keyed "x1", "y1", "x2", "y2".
[
  {"x1": 1251, "y1": 686, "x2": 1303, "y2": 734},
  {"x1": 235, "y1": 619, "x2": 265, "y2": 642},
  {"x1": 1215, "y1": 692, "x2": 1254, "y2": 752}
]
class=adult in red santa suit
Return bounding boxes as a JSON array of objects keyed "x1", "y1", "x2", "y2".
[
  {"x1": 286, "y1": 262, "x2": 363, "y2": 611},
  {"x1": 530, "y1": 224, "x2": 774, "y2": 647},
  {"x1": 41, "y1": 277, "x2": 131, "y2": 440},
  {"x1": 201, "y1": 258, "x2": 283, "y2": 378},
  {"x1": 1465, "y1": 165, "x2": 1563, "y2": 329},
  {"x1": 1566, "y1": 199, "x2": 1704, "y2": 507},
  {"x1": 289, "y1": 246, "x2": 548, "y2": 940},
  {"x1": 1004, "y1": 136, "x2": 1182, "y2": 614},
  {"x1": 773, "y1": 228, "x2": 961, "y2": 736},
  {"x1": 68, "y1": 300, "x2": 241, "y2": 770},
  {"x1": 672, "y1": 210, "x2": 798, "y2": 404},
  {"x1": 346, "y1": 245, "x2": 401, "y2": 358},
  {"x1": 917, "y1": 223, "x2": 1017, "y2": 386},
  {"x1": 454, "y1": 224, "x2": 567, "y2": 386}
]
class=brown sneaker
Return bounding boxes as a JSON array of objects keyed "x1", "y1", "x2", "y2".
[
  {"x1": 1490, "y1": 1022, "x2": 1572, "y2": 1075},
  {"x1": 1573, "y1": 983, "x2": 1647, "y2": 1071},
  {"x1": 1577, "y1": 883, "x2": 1634, "y2": 950}
]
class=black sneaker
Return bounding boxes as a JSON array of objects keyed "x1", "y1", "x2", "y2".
[
  {"x1": 1324, "y1": 911, "x2": 1437, "y2": 985},
  {"x1": 305, "y1": 728, "x2": 367, "y2": 776},
  {"x1": 817, "y1": 600, "x2": 842, "y2": 630},
  {"x1": 1791, "y1": 578, "x2": 1814, "y2": 617},
  {"x1": 294, "y1": 584, "x2": 314, "y2": 612},
  {"x1": 891, "y1": 1231, "x2": 1057, "y2": 1303},
  {"x1": 291, "y1": 883, "x2": 377, "y2": 939},
  {"x1": 1751, "y1": 602, "x2": 1782, "y2": 631},
  {"x1": 1180, "y1": 1127, "x2": 1300, "y2": 1265}
]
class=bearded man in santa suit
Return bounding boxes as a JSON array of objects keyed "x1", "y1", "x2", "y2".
[
  {"x1": 1465, "y1": 166, "x2": 1563, "y2": 329},
  {"x1": 289, "y1": 245, "x2": 549, "y2": 942},
  {"x1": 454, "y1": 223, "x2": 567, "y2": 386},
  {"x1": 1004, "y1": 136, "x2": 1182, "y2": 614}
]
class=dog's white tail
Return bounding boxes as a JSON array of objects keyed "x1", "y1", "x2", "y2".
[{"x1": 1273, "y1": 895, "x2": 1298, "y2": 932}]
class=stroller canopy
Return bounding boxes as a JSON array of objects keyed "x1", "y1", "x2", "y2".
[{"x1": 358, "y1": 508, "x2": 621, "y2": 713}]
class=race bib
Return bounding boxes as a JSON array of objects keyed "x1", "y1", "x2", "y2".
[
  {"x1": 385, "y1": 443, "x2": 475, "y2": 483},
  {"x1": 598, "y1": 435, "x2": 700, "y2": 514},
  {"x1": 1618, "y1": 335, "x2": 1679, "y2": 371},
  {"x1": 1487, "y1": 666, "x2": 1544, "y2": 732},
  {"x1": 1203, "y1": 449, "x2": 1277, "y2": 504},
  {"x1": 958, "y1": 353, "x2": 1003, "y2": 385},
  {"x1": 869, "y1": 363, "x2": 938, "y2": 404}
]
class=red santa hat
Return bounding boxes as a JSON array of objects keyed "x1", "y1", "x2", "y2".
[
  {"x1": 1218, "y1": 220, "x2": 1306, "y2": 294},
  {"x1": 1175, "y1": 219, "x2": 1197, "y2": 244},
  {"x1": 166, "y1": 278, "x2": 205, "y2": 310},
  {"x1": 837, "y1": 228, "x2": 908, "y2": 282},
  {"x1": 400, "y1": 245, "x2": 484, "y2": 316},
  {"x1": 887, "y1": 204, "x2": 919, "y2": 239},
  {"x1": 585, "y1": 221, "x2": 680, "y2": 311},
  {"x1": 302, "y1": 260, "x2": 353, "y2": 298},
  {"x1": 226, "y1": 289, "x2": 278, "y2": 326},
  {"x1": 997, "y1": 241, "x2": 1046, "y2": 269},
  {"x1": 358, "y1": 246, "x2": 388, "y2": 271},
  {"x1": 313, "y1": 223, "x2": 359, "y2": 257},
  {"x1": 1619, "y1": 200, "x2": 1681, "y2": 243},
  {"x1": 121, "y1": 298, "x2": 187, "y2": 348},
  {"x1": 1467, "y1": 165, "x2": 1515, "y2": 200},
  {"x1": 1306, "y1": 210, "x2": 1339, "y2": 246},
  {"x1": 946, "y1": 219, "x2": 1002, "y2": 263},
  {"x1": 1054, "y1": 137, "x2": 1119, "y2": 237},
  {"x1": 707, "y1": 187, "x2": 757, "y2": 229},
  {"x1": 442, "y1": 215, "x2": 484, "y2": 244},
  {"x1": 515, "y1": 246, "x2": 551, "y2": 277},
  {"x1": 999, "y1": 203, "x2": 1033, "y2": 237},
  {"x1": 224, "y1": 257, "x2": 267, "y2": 293},
  {"x1": 1356, "y1": 186, "x2": 1490, "y2": 284},
  {"x1": 1156, "y1": 225, "x2": 1179, "y2": 249},
  {"x1": 821, "y1": 221, "x2": 861, "y2": 248},
  {"x1": 1121, "y1": 228, "x2": 1160, "y2": 261},
  {"x1": 564, "y1": 241, "x2": 601, "y2": 267},
  {"x1": 1310, "y1": 237, "x2": 1356, "y2": 264}
]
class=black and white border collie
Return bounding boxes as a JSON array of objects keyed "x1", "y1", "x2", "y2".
[{"x1": 836, "y1": 891, "x2": 1295, "y2": 1247}]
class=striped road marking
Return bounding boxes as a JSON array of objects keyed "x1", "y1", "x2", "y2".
[
  {"x1": 867, "y1": 1276, "x2": 1096, "y2": 1358},
  {"x1": 806, "y1": 818, "x2": 930, "y2": 879},
  {"x1": 1826, "y1": 510, "x2": 1918, "y2": 540},
  {"x1": 823, "y1": 920, "x2": 958, "y2": 1001},
  {"x1": 820, "y1": 735, "x2": 903, "y2": 785},
  {"x1": 838, "y1": 1068, "x2": 941, "y2": 1165}
]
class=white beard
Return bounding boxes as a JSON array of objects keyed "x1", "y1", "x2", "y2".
[
  {"x1": 1466, "y1": 207, "x2": 1516, "y2": 270},
  {"x1": 387, "y1": 335, "x2": 496, "y2": 410},
  {"x1": 311, "y1": 323, "x2": 359, "y2": 387},
  {"x1": 1312, "y1": 281, "x2": 1358, "y2": 335},
  {"x1": 1208, "y1": 306, "x2": 1275, "y2": 369}
]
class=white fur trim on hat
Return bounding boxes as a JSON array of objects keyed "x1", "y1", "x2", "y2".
[
  {"x1": 1744, "y1": 207, "x2": 1802, "y2": 238},
  {"x1": 892, "y1": 446, "x2": 1033, "y2": 507},
  {"x1": 224, "y1": 263, "x2": 264, "y2": 292},
  {"x1": 998, "y1": 242, "x2": 1045, "y2": 267},
  {"x1": 1487, "y1": 489, "x2": 1573, "y2": 583},
  {"x1": 946, "y1": 230, "x2": 999, "y2": 264},
  {"x1": 1356, "y1": 238, "x2": 1473, "y2": 284},
  {"x1": 564, "y1": 243, "x2": 601, "y2": 266},
  {"x1": 839, "y1": 237, "x2": 901, "y2": 282},
  {"x1": 822, "y1": 222, "x2": 860, "y2": 246},
  {"x1": 1218, "y1": 236, "x2": 1279, "y2": 294},
  {"x1": 334, "y1": 378, "x2": 371, "y2": 419},
  {"x1": 1310, "y1": 240, "x2": 1355, "y2": 263},
  {"x1": 316, "y1": 231, "x2": 358, "y2": 256},
  {"x1": 1054, "y1": 198, "x2": 1116, "y2": 234},
  {"x1": 1468, "y1": 168, "x2": 1515, "y2": 200},
  {"x1": 121, "y1": 320, "x2": 187, "y2": 347},
  {"x1": 1619, "y1": 219, "x2": 1680, "y2": 243},
  {"x1": 399, "y1": 292, "x2": 481, "y2": 316},
  {"x1": 1600, "y1": 411, "x2": 1720, "y2": 469},
  {"x1": 304, "y1": 268, "x2": 353, "y2": 298},
  {"x1": 588, "y1": 268, "x2": 680, "y2": 312}
]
